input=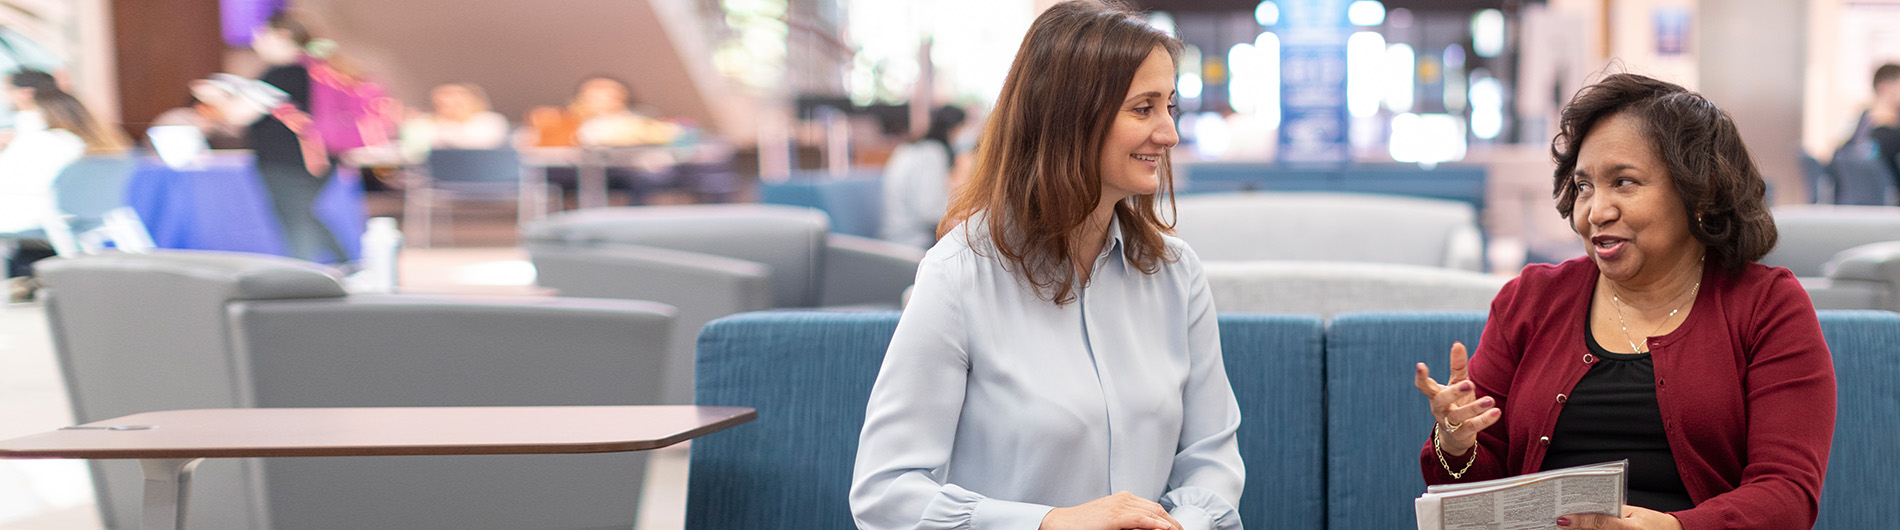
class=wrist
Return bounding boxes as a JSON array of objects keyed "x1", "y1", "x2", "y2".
[{"x1": 1039, "y1": 506, "x2": 1066, "y2": 530}]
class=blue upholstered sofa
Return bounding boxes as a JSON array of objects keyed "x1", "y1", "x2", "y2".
[{"x1": 688, "y1": 310, "x2": 1900, "y2": 530}]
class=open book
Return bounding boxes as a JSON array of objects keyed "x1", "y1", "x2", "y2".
[{"x1": 1415, "y1": 460, "x2": 1626, "y2": 530}]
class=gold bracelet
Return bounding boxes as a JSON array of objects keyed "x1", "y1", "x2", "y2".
[{"x1": 1433, "y1": 423, "x2": 1478, "y2": 479}]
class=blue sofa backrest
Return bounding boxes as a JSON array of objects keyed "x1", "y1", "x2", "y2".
[
  {"x1": 1815, "y1": 310, "x2": 1900, "y2": 530},
  {"x1": 1324, "y1": 311, "x2": 1487, "y2": 530},
  {"x1": 688, "y1": 311, "x2": 1328, "y2": 530}
]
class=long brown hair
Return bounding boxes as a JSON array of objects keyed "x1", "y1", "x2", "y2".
[
  {"x1": 35, "y1": 90, "x2": 129, "y2": 155},
  {"x1": 940, "y1": 0, "x2": 1182, "y2": 305}
]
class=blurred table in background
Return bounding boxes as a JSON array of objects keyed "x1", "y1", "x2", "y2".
[
  {"x1": 521, "y1": 143, "x2": 738, "y2": 209},
  {"x1": 124, "y1": 152, "x2": 364, "y2": 262}
]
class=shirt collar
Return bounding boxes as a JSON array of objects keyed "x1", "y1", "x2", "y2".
[{"x1": 1094, "y1": 213, "x2": 1129, "y2": 272}]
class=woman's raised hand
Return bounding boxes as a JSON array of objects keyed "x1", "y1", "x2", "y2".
[
  {"x1": 1412, "y1": 342, "x2": 1500, "y2": 456},
  {"x1": 1038, "y1": 491, "x2": 1183, "y2": 530}
]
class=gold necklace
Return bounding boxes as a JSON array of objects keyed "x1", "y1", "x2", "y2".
[{"x1": 1608, "y1": 279, "x2": 1700, "y2": 354}]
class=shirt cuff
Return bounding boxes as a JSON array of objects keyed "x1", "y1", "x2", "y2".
[
  {"x1": 1158, "y1": 486, "x2": 1241, "y2": 530},
  {"x1": 972, "y1": 497, "x2": 1056, "y2": 530},
  {"x1": 1168, "y1": 504, "x2": 1215, "y2": 530}
]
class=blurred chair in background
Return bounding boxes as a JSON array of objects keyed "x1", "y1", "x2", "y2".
[
  {"x1": 404, "y1": 147, "x2": 560, "y2": 247},
  {"x1": 1171, "y1": 191, "x2": 1486, "y2": 271},
  {"x1": 1762, "y1": 204, "x2": 1900, "y2": 311},
  {"x1": 523, "y1": 204, "x2": 923, "y2": 405},
  {"x1": 1204, "y1": 261, "x2": 1506, "y2": 317}
]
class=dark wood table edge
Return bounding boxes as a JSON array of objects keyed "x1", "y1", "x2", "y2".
[{"x1": 0, "y1": 407, "x2": 757, "y2": 460}]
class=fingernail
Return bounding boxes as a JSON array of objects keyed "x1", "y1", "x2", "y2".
[
  {"x1": 1555, "y1": 517, "x2": 1571, "y2": 526},
  {"x1": 1479, "y1": 397, "x2": 1494, "y2": 406},
  {"x1": 1459, "y1": 382, "x2": 1472, "y2": 390}
]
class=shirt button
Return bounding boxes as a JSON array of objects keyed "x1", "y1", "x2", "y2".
[
  {"x1": 1556, "y1": 393, "x2": 1568, "y2": 404},
  {"x1": 1539, "y1": 436, "x2": 1551, "y2": 446}
]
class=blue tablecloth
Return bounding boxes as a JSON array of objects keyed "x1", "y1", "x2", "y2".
[{"x1": 125, "y1": 154, "x2": 364, "y2": 262}]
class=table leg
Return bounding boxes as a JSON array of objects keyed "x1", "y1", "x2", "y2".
[
  {"x1": 580, "y1": 161, "x2": 608, "y2": 210},
  {"x1": 140, "y1": 458, "x2": 204, "y2": 530}
]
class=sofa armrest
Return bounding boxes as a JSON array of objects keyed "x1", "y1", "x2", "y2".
[
  {"x1": 1825, "y1": 241, "x2": 1900, "y2": 283},
  {"x1": 820, "y1": 234, "x2": 925, "y2": 308},
  {"x1": 1823, "y1": 241, "x2": 1900, "y2": 311}
]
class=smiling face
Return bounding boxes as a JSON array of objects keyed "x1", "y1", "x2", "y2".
[
  {"x1": 1570, "y1": 112, "x2": 1702, "y2": 283},
  {"x1": 1097, "y1": 46, "x2": 1179, "y2": 202}
]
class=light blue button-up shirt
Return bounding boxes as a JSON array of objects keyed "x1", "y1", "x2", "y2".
[{"x1": 851, "y1": 215, "x2": 1245, "y2": 530}]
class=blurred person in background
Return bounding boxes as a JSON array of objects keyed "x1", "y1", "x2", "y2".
[
  {"x1": 879, "y1": 104, "x2": 968, "y2": 248},
  {"x1": 0, "y1": 26, "x2": 65, "y2": 136},
  {"x1": 3, "y1": 87, "x2": 130, "y2": 296},
  {"x1": 850, "y1": 2, "x2": 1243, "y2": 529},
  {"x1": 149, "y1": 92, "x2": 249, "y2": 150},
  {"x1": 3, "y1": 68, "x2": 59, "y2": 137},
  {"x1": 1862, "y1": 64, "x2": 1900, "y2": 187},
  {"x1": 247, "y1": 12, "x2": 351, "y2": 264},
  {"x1": 527, "y1": 75, "x2": 679, "y2": 147},
  {"x1": 1413, "y1": 74, "x2": 1832, "y2": 530},
  {"x1": 399, "y1": 82, "x2": 510, "y2": 161},
  {"x1": 0, "y1": 80, "x2": 124, "y2": 232}
]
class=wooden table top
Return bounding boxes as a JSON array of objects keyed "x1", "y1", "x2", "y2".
[{"x1": 0, "y1": 406, "x2": 755, "y2": 460}]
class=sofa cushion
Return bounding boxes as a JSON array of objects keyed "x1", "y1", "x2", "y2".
[{"x1": 1205, "y1": 261, "x2": 1506, "y2": 316}]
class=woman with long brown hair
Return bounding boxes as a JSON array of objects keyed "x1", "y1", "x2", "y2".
[
  {"x1": 850, "y1": 2, "x2": 1243, "y2": 529},
  {"x1": 0, "y1": 85, "x2": 128, "y2": 232}
]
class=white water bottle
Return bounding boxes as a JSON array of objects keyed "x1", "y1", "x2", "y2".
[{"x1": 359, "y1": 217, "x2": 404, "y2": 293}]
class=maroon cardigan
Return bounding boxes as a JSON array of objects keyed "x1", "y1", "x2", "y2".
[{"x1": 1420, "y1": 257, "x2": 1836, "y2": 529}]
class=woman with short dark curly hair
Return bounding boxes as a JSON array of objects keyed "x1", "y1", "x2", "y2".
[{"x1": 1413, "y1": 73, "x2": 1835, "y2": 530}]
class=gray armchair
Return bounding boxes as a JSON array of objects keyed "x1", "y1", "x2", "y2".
[
  {"x1": 1170, "y1": 192, "x2": 1486, "y2": 271},
  {"x1": 522, "y1": 204, "x2": 925, "y2": 404},
  {"x1": 1762, "y1": 205, "x2": 1900, "y2": 311},
  {"x1": 35, "y1": 250, "x2": 676, "y2": 530}
]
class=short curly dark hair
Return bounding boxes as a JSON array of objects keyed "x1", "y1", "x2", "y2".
[{"x1": 1551, "y1": 73, "x2": 1776, "y2": 271}]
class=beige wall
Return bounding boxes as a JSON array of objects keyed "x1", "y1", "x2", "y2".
[{"x1": 1698, "y1": 0, "x2": 1806, "y2": 204}]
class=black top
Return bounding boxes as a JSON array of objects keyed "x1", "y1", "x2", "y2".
[
  {"x1": 250, "y1": 64, "x2": 311, "y2": 171},
  {"x1": 1542, "y1": 321, "x2": 1695, "y2": 512}
]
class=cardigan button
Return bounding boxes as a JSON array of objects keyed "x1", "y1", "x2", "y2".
[
  {"x1": 1539, "y1": 436, "x2": 1551, "y2": 446},
  {"x1": 1556, "y1": 393, "x2": 1568, "y2": 404},
  {"x1": 1582, "y1": 353, "x2": 1596, "y2": 364},
  {"x1": 1657, "y1": 378, "x2": 1666, "y2": 389}
]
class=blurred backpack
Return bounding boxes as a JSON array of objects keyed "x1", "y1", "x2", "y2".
[
  {"x1": 301, "y1": 56, "x2": 396, "y2": 153},
  {"x1": 1827, "y1": 111, "x2": 1900, "y2": 205}
]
